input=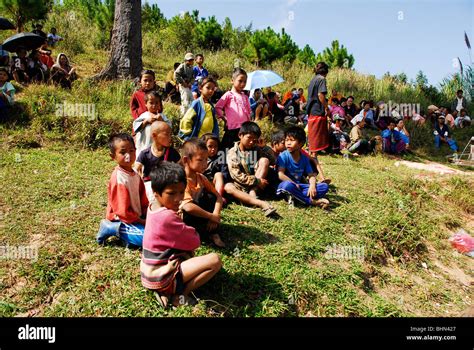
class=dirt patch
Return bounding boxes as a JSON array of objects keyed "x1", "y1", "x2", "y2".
[{"x1": 395, "y1": 160, "x2": 472, "y2": 176}]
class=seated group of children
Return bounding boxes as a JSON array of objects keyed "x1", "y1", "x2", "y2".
[{"x1": 96, "y1": 67, "x2": 334, "y2": 307}]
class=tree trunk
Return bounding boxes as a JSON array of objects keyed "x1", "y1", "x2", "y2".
[{"x1": 93, "y1": 0, "x2": 142, "y2": 81}]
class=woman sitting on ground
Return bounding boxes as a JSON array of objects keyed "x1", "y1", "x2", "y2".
[{"x1": 50, "y1": 53, "x2": 77, "y2": 89}]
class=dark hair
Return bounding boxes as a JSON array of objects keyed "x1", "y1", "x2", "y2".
[
  {"x1": 239, "y1": 121, "x2": 261, "y2": 138},
  {"x1": 0, "y1": 67, "x2": 9, "y2": 75},
  {"x1": 50, "y1": 27, "x2": 56, "y2": 31},
  {"x1": 232, "y1": 67, "x2": 247, "y2": 80},
  {"x1": 108, "y1": 133, "x2": 135, "y2": 154},
  {"x1": 347, "y1": 96, "x2": 355, "y2": 100},
  {"x1": 140, "y1": 69, "x2": 155, "y2": 80},
  {"x1": 285, "y1": 126, "x2": 306, "y2": 144},
  {"x1": 340, "y1": 97, "x2": 347, "y2": 103},
  {"x1": 267, "y1": 91, "x2": 277, "y2": 100},
  {"x1": 298, "y1": 88, "x2": 304, "y2": 92},
  {"x1": 445, "y1": 106, "x2": 451, "y2": 113},
  {"x1": 314, "y1": 61, "x2": 329, "y2": 75},
  {"x1": 457, "y1": 89, "x2": 463, "y2": 94},
  {"x1": 201, "y1": 133, "x2": 220, "y2": 145},
  {"x1": 150, "y1": 161, "x2": 187, "y2": 195},
  {"x1": 195, "y1": 53, "x2": 204, "y2": 59},
  {"x1": 331, "y1": 97, "x2": 340, "y2": 105},
  {"x1": 173, "y1": 62, "x2": 180, "y2": 70},
  {"x1": 198, "y1": 76, "x2": 216, "y2": 88},
  {"x1": 271, "y1": 130, "x2": 285, "y2": 145},
  {"x1": 387, "y1": 118, "x2": 396, "y2": 125},
  {"x1": 144, "y1": 90, "x2": 162, "y2": 103},
  {"x1": 181, "y1": 138, "x2": 208, "y2": 159}
]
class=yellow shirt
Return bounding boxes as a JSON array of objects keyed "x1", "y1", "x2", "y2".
[{"x1": 179, "y1": 99, "x2": 215, "y2": 138}]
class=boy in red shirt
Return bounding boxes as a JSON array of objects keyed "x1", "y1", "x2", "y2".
[{"x1": 97, "y1": 133, "x2": 148, "y2": 247}]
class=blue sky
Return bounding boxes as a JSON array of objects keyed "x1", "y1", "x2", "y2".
[{"x1": 151, "y1": 0, "x2": 473, "y2": 86}]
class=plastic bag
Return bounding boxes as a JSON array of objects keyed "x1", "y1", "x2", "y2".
[{"x1": 449, "y1": 229, "x2": 474, "y2": 254}]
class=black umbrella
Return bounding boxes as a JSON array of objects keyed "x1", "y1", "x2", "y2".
[
  {"x1": 2, "y1": 32, "x2": 45, "y2": 52},
  {"x1": 0, "y1": 17, "x2": 15, "y2": 30}
]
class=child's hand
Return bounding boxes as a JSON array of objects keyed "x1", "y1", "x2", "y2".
[{"x1": 308, "y1": 185, "x2": 317, "y2": 199}]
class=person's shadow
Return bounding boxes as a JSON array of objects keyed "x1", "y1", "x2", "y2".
[{"x1": 195, "y1": 268, "x2": 295, "y2": 317}]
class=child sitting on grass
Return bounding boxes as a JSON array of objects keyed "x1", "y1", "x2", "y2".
[
  {"x1": 133, "y1": 91, "x2": 171, "y2": 157},
  {"x1": 179, "y1": 76, "x2": 219, "y2": 141},
  {"x1": 0, "y1": 67, "x2": 15, "y2": 119},
  {"x1": 141, "y1": 161, "x2": 222, "y2": 308},
  {"x1": 224, "y1": 122, "x2": 277, "y2": 217},
  {"x1": 97, "y1": 133, "x2": 148, "y2": 247},
  {"x1": 276, "y1": 126, "x2": 330, "y2": 209},
  {"x1": 130, "y1": 69, "x2": 156, "y2": 120},
  {"x1": 135, "y1": 121, "x2": 181, "y2": 202},
  {"x1": 181, "y1": 138, "x2": 226, "y2": 248},
  {"x1": 201, "y1": 133, "x2": 229, "y2": 201}
]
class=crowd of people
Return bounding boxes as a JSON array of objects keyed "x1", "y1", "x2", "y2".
[
  {"x1": 1, "y1": 41, "x2": 471, "y2": 307},
  {"x1": 96, "y1": 53, "x2": 472, "y2": 308}
]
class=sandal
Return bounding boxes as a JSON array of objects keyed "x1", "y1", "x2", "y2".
[
  {"x1": 154, "y1": 291, "x2": 169, "y2": 309},
  {"x1": 262, "y1": 205, "x2": 277, "y2": 217}
]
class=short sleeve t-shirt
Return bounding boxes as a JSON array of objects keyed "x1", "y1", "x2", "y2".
[
  {"x1": 182, "y1": 173, "x2": 217, "y2": 206},
  {"x1": 276, "y1": 150, "x2": 313, "y2": 183},
  {"x1": 307, "y1": 75, "x2": 327, "y2": 116},
  {"x1": 136, "y1": 146, "x2": 181, "y2": 179}
]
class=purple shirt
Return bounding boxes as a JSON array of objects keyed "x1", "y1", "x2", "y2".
[{"x1": 215, "y1": 90, "x2": 251, "y2": 130}]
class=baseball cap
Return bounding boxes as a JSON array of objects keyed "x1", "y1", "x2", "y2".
[{"x1": 184, "y1": 53, "x2": 194, "y2": 61}]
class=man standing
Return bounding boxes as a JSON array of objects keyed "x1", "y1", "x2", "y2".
[{"x1": 175, "y1": 53, "x2": 195, "y2": 115}]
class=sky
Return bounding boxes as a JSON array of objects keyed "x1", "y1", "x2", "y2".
[{"x1": 151, "y1": 0, "x2": 473, "y2": 86}]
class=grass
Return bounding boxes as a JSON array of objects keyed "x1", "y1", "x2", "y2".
[
  {"x1": 0, "y1": 7, "x2": 473, "y2": 317},
  {"x1": 0, "y1": 142, "x2": 472, "y2": 317}
]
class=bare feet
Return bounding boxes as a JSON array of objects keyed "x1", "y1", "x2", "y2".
[
  {"x1": 210, "y1": 233, "x2": 226, "y2": 248},
  {"x1": 312, "y1": 198, "x2": 330, "y2": 210}
]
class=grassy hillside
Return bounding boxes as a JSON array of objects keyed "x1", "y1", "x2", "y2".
[{"x1": 0, "y1": 6, "x2": 473, "y2": 317}]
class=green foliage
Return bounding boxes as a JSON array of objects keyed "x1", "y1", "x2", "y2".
[
  {"x1": 62, "y1": 0, "x2": 115, "y2": 49},
  {"x1": 157, "y1": 12, "x2": 197, "y2": 53},
  {"x1": 244, "y1": 27, "x2": 299, "y2": 66},
  {"x1": 141, "y1": 2, "x2": 166, "y2": 32},
  {"x1": 194, "y1": 16, "x2": 223, "y2": 51},
  {"x1": 415, "y1": 70, "x2": 428, "y2": 89},
  {"x1": 316, "y1": 40, "x2": 355, "y2": 69},
  {"x1": 297, "y1": 44, "x2": 317, "y2": 67},
  {"x1": 0, "y1": 0, "x2": 53, "y2": 32}
]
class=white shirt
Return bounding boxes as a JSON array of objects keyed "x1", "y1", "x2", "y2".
[{"x1": 456, "y1": 98, "x2": 463, "y2": 112}]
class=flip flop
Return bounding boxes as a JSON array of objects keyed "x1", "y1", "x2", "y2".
[
  {"x1": 262, "y1": 205, "x2": 277, "y2": 217},
  {"x1": 154, "y1": 291, "x2": 169, "y2": 309}
]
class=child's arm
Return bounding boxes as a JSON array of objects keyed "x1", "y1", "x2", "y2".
[
  {"x1": 214, "y1": 93, "x2": 228, "y2": 122},
  {"x1": 134, "y1": 161, "x2": 144, "y2": 178},
  {"x1": 179, "y1": 107, "x2": 197, "y2": 140},
  {"x1": 227, "y1": 148, "x2": 259, "y2": 187},
  {"x1": 311, "y1": 156, "x2": 328, "y2": 182},
  {"x1": 182, "y1": 202, "x2": 220, "y2": 224},
  {"x1": 306, "y1": 173, "x2": 317, "y2": 199},
  {"x1": 278, "y1": 167, "x2": 299, "y2": 187},
  {"x1": 109, "y1": 180, "x2": 142, "y2": 224}
]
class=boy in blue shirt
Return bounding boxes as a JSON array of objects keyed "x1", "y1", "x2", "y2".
[
  {"x1": 192, "y1": 54, "x2": 209, "y2": 100},
  {"x1": 276, "y1": 126, "x2": 330, "y2": 208}
]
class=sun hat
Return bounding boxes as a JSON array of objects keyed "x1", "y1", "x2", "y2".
[{"x1": 184, "y1": 53, "x2": 194, "y2": 61}]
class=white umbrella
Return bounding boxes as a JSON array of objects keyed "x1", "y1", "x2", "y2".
[{"x1": 244, "y1": 70, "x2": 284, "y2": 91}]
